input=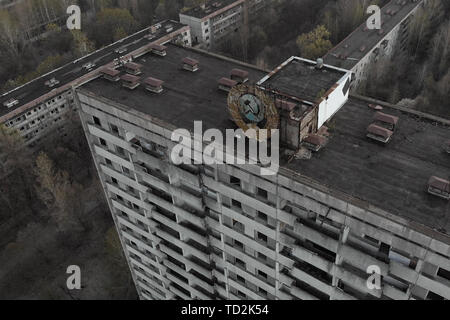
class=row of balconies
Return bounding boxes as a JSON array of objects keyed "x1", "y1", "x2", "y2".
[
  {"x1": 85, "y1": 108, "x2": 450, "y2": 300},
  {"x1": 4, "y1": 92, "x2": 72, "y2": 128},
  {"x1": 278, "y1": 219, "x2": 450, "y2": 300}
]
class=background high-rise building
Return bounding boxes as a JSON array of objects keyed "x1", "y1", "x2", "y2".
[{"x1": 180, "y1": 0, "x2": 272, "y2": 49}]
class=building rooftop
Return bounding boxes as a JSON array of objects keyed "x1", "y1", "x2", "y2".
[
  {"x1": 80, "y1": 43, "x2": 266, "y2": 132},
  {"x1": 258, "y1": 57, "x2": 349, "y2": 103},
  {"x1": 78, "y1": 43, "x2": 450, "y2": 234},
  {"x1": 324, "y1": 0, "x2": 423, "y2": 70},
  {"x1": 282, "y1": 97, "x2": 450, "y2": 233},
  {"x1": 0, "y1": 20, "x2": 188, "y2": 121},
  {"x1": 181, "y1": 0, "x2": 242, "y2": 20}
]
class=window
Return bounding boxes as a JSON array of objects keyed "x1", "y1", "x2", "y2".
[
  {"x1": 116, "y1": 146, "x2": 125, "y2": 156},
  {"x1": 111, "y1": 177, "x2": 118, "y2": 185},
  {"x1": 379, "y1": 242, "x2": 390, "y2": 256},
  {"x1": 258, "y1": 252, "x2": 267, "y2": 261},
  {"x1": 105, "y1": 158, "x2": 112, "y2": 166},
  {"x1": 99, "y1": 138, "x2": 107, "y2": 146},
  {"x1": 437, "y1": 268, "x2": 450, "y2": 281},
  {"x1": 257, "y1": 211, "x2": 268, "y2": 223},
  {"x1": 110, "y1": 124, "x2": 119, "y2": 135},
  {"x1": 257, "y1": 232, "x2": 267, "y2": 243},
  {"x1": 93, "y1": 116, "x2": 101, "y2": 126},
  {"x1": 233, "y1": 220, "x2": 244, "y2": 232},
  {"x1": 234, "y1": 240, "x2": 244, "y2": 250},
  {"x1": 257, "y1": 187, "x2": 268, "y2": 199},
  {"x1": 122, "y1": 166, "x2": 130, "y2": 175},
  {"x1": 230, "y1": 176, "x2": 240, "y2": 186},
  {"x1": 257, "y1": 270, "x2": 267, "y2": 279},
  {"x1": 236, "y1": 258, "x2": 245, "y2": 269},
  {"x1": 258, "y1": 287, "x2": 267, "y2": 296},
  {"x1": 232, "y1": 199, "x2": 241, "y2": 209},
  {"x1": 236, "y1": 274, "x2": 245, "y2": 284}
]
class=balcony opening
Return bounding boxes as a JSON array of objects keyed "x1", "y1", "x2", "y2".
[
  {"x1": 99, "y1": 138, "x2": 107, "y2": 146},
  {"x1": 230, "y1": 176, "x2": 241, "y2": 187},
  {"x1": 257, "y1": 187, "x2": 268, "y2": 199},
  {"x1": 231, "y1": 199, "x2": 241, "y2": 209},
  {"x1": 93, "y1": 116, "x2": 101, "y2": 126}
]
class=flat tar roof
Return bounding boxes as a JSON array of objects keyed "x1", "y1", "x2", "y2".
[
  {"x1": 283, "y1": 97, "x2": 450, "y2": 233},
  {"x1": 324, "y1": 0, "x2": 423, "y2": 70},
  {"x1": 258, "y1": 57, "x2": 348, "y2": 103},
  {"x1": 181, "y1": 0, "x2": 241, "y2": 20},
  {"x1": 0, "y1": 20, "x2": 187, "y2": 119},
  {"x1": 80, "y1": 43, "x2": 267, "y2": 132}
]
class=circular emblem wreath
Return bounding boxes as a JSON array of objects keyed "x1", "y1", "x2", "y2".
[{"x1": 227, "y1": 84, "x2": 279, "y2": 141}]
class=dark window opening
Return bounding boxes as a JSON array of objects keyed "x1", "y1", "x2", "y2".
[
  {"x1": 257, "y1": 232, "x2": 267, "y2": 242},
  {"x1": 230, "y1": 176, "x2": 240, "y2": 186},
  {"x1": 257, "y1": 187, "x2": 268, "y2": 199},
  {"x1": 93, "y1": 116, "x2": 101, "y2": 126},
  {"x1": 232, "y1": 199, "x2": 241, "y2": 209}
]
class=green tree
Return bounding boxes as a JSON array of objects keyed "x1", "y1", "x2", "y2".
[
  {"x1": 296, "y1": 25, "x2": 333, "y2": 60},
  {"x1": 113, "y1": 27, "x2": 128, "y2": 42},
  {"x1": 35, "y1": 152, "x2": 85, "y2": 230},
  {"x1": 0, "y1": 124, "x2": 24, "y2": 172},
  {"x1": 0, "y1": 9, "x2": 21, "y2": 57},
  {"x1": 105, "y1": 227, "x2": 124, "y2": 261},
  {"x1": 90, "y1": 8, "x2": 138, "y2": 46},
  {"x1": 72, "y1": 30, "x2": 95, "y2": 57}
]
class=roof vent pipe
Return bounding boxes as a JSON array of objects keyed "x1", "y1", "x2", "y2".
[{"x1": 316, "y1": 58, "x2": 324, "y2": 69}]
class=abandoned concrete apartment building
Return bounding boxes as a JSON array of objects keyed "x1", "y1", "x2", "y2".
[
  {"x1": 1, "y1": 0, "x2": 449, "y2": 300},
  {"x1": 0, "y1": 21, "x2": 191, "y2": 153},
  {"x1": 180, "y1": 0, "x2": 271, "y2": 49},
  {"x1": 324, "y1": 0, "x2": 424, "y2": 87}
]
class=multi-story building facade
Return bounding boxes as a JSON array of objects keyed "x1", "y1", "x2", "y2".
[
  {"x1": 180, "y1": 0, "x2": 271, "y2": 49},
  {"x1": 324, "y1": 0, "x2": 424, "y2": 88},
  {"x1": 0, "y1": 21, "x2": 191, "y2": 153},
  {"x1": 75, "y1": 42, "x2": 450, "y2": 300}
]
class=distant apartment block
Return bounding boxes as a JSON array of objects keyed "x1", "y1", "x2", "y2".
[
  {"x1": 0, "y1": 21, "x2": 191, "y2": 154},
  {"x1": 324, "y1": 0, "x2": 423, "y2": 88},
  {"x1": 180, "y1": 0, "x2": 271, "y2": 49},
  {"x1": 75, "y1": 41, "x2": 450, "y2": 300}
]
